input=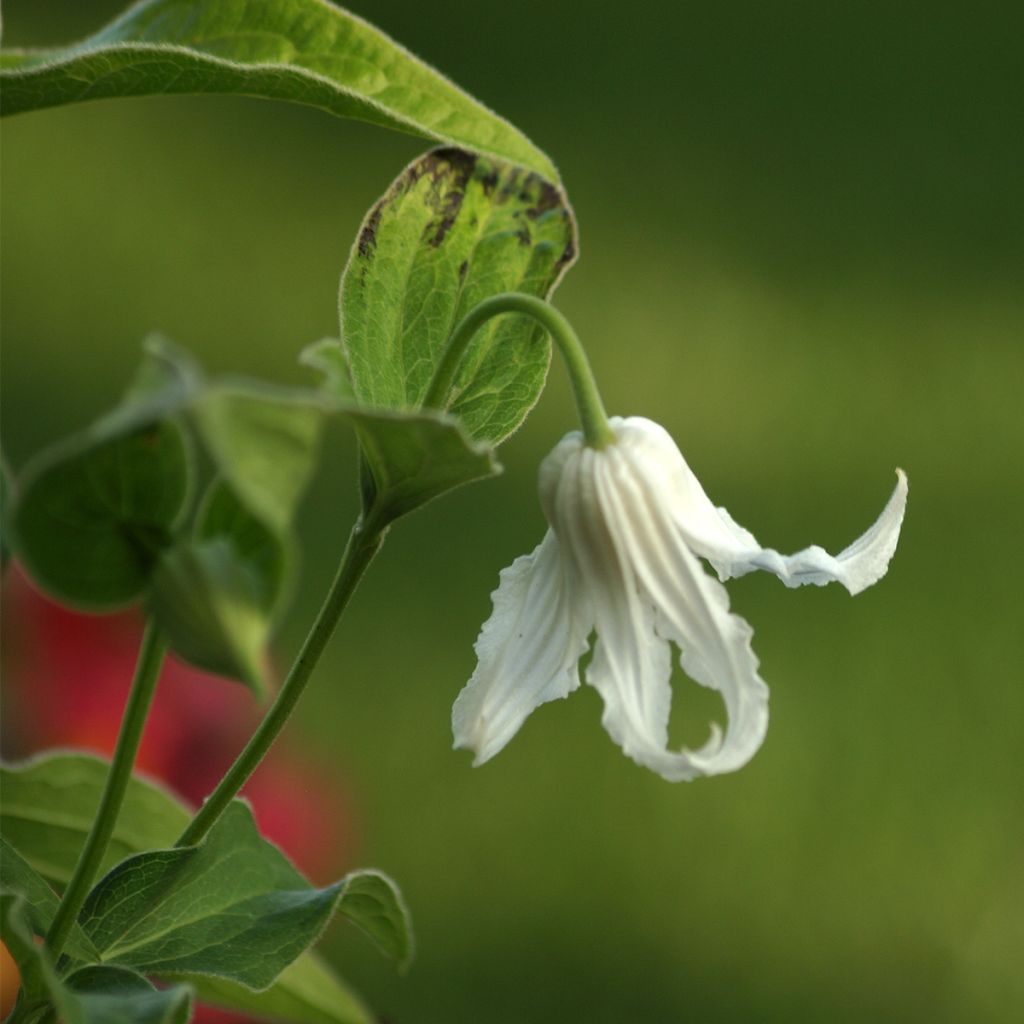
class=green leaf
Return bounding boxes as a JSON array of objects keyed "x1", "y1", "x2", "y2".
[
  {"x1": 0, "y1": 0, "x2": 556, "y2": 180},
  {"x1": 335, "y1": 870, "x2": 414, "y2": 974},
  {"x1": 341, "y1": 147, "x2": 575, "y2": 444},
  {"x1": 0, "y1": 838, "x2": 98, "y2": 963},
  {"x1": 80, "y1": 801, "x2": 402, "y2": 992},
  {"x1": 149, "y1": 538, "x2": 271, "y2": 695},
  {"x1": 2, "y1": 757, "x2": 369, "y2": 1023},
  {"x1": 187, "y1": 953, "x2": 372, "y2": 1024},
  {"x1": 11, "y1": 419, "x2": 194, "y2": 610},
  {"x1": 64, "y1": 966, "x2": 193, "y2": 1024},
  {"x1": 194, "y1": 384, "x2": 324, "y2": 534},
  {"x1": 349, "y1": 406, "x2": 500, "y2": 522},
  {"x1": 196, "y1": 478, "x2": 294, "y2": 619},
  {"x1": 0, "y1": 753, "x2": 191, "y2": 890}
]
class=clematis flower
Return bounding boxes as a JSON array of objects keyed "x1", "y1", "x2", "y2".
[{"x1": 453, "y1": 416, "x2": 907, "y2": 781}]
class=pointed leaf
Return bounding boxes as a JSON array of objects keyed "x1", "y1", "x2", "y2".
[
  {"x1": 0, "y1": 754, "x2": 191, "y2": 889},
  {"x1": 187, "y1": 953, "x2": 372, "y2": 1024},
  {"x1": 0, "y1": 0, "x2": 556, "y2": 180},
  {"x1": 80, "y1": 803, "x2": 334, "y2": 991},
  {"x1": 149, "y1": 538, "x2": 271, "y2": 695},
  {"x1": 11, "y1": 420, "x2": 194, "y2": 610},
  {"x1": 341, "y1": 147, "x2": 576, "y2": 444}
]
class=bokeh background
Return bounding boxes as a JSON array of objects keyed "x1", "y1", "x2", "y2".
[{"x1": 2, "y1": 2, "x2": 1022, "y2": 1022}]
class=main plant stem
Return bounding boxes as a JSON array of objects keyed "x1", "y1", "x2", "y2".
[
  {"x1": 176, "y1": 515, "x2": 386, "y2": 848},
  {"x1": 423, "y1": 293, "x2": 615, "y2": 448},
  {"x1": 44, "y1": 622, "x2": 167, "y2": 959}
]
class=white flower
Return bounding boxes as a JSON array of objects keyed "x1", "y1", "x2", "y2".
[{"x1": 452, "y1": 416, "x2": 907, "y2": 781}]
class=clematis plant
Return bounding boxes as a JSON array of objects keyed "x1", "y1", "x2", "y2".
[{"x1": 0, "y1": 1, "x2": 906, "y2": 1022}]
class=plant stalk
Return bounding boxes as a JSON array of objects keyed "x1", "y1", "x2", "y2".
[
  {"x1": 176, "y1": 514, "x2": 386, "y2": 848},
  {"x1": 44, "y1": 622, "x2": 167, "y2": 959}
]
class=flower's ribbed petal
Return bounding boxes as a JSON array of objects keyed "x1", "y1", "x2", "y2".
[
  {"x1": 555, "y1": 446, "x2": 676, "y2": 767},
  {"x1": 452, "y1": 529, "x2": 590, "y2": 765},
  {"x1": 613, "y1": 418, "x2": 907, "y2": 596},
  {"x1": 552, "y1": 436, "x2": 767, "y2": 781},
  {"x1": 607, "y1": 436, "x2": 768, "y2": 778}
]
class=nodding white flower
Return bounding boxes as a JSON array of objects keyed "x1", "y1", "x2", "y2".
[{"x1": 453, "y1": 416, "x2": 907, "y2": 781}]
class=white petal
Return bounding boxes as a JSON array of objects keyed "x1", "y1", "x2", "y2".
[
  {"x1": 706, "y1": 471, "x2": 908, "y2": 595},
  {"x1": 553, "y1": 437, "x2": 768, "y2": 781},
  {"x1": 452, "y1": 529, "x2": 590, "y2": 766},
  {"x1": 614, "y1": 418, "x2": 907, "y2": 596}
]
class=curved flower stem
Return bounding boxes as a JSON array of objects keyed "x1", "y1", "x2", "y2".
[
  {"x1": 44, "y1": 622, "x2": 167, "y2": 959},
  {"x1": 175, "y1": 514, "x2": 387, "y2": 848},
  {"x1": 423, "y1": 293, "x2": 616, "y2": 448}
]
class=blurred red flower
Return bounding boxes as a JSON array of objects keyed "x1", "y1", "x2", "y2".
[{"x1": 1, "y1": 568, "x2": 358, "y2": 1022}]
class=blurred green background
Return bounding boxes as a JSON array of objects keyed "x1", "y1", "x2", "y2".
[{"x1": 2, "y1": 1, "x2": 1022, "y2": 1022}]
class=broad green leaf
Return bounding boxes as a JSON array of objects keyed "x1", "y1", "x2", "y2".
[
  {"x1": 196, "y1": 478, "x2": 294, "y2": 619},
  {"x1": 0, "y1": 0, "x2": 556, "y2": 180},
  {"x1": 149, "y1": 538, "x2": 271, "y2": 695},
  {"x1": 335, "y1": 870, "x2": 414, "y2": 973},
  {"x1": 194, "y1": 384, "x2": 324, "y2": 534},
  {"x1": 348, "y1": 406, "x2": 500, "y2": 523},
  {"x1": 341, "y1": 147, "x2": 576, "y2": 444},
  {"x1": 80, "y1": 802, "x2": 340, "y2": 991},
  {"x1": 64, "y1": 966, "x2": 193, "y2": 1024},
  {"x1": 303, "y1": 340, "x2": 501, "y2": 521},
  {"x1": 0, "y1": 839, "x2": 98, "y2": 963},
  {"x1": 0, "y1": 754, "x2": 191, "y2": 889},
  {"x1": 188, "y1": 953, "x2": 372, "y2": 1024},
  {"x1": 11, "y1": 420, "x2": 193, "y2": 610}
]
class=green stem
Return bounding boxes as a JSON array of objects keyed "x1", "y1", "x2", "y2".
[
  {"x1": 423, "y1": 293, "x2": 616, "y2": 448},
  {"x1": 176, "y1": 514, "x2": 386, "y2": 848},
  {"x1": 44, "y1": 622, "x2": 166, "y2": 959}
]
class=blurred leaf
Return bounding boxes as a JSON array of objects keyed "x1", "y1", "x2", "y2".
[
  {"x1": 149, "y1": 538, "x2": 271, "y2": 695},
  {"x1": 300, "y1": 339, "x2": 356, "y2": 402},
  {"x1": 187, "y1": 953, "x2": 373, "y2": 1024},
  {"x1": 1, "y1": 451, "x2": 13, "y2": 573},
  {"x1": 194, "y1": 384, "x2": 324, "y2": 534},
  {"x1": 341, "y1": 147, "x2": 576, "y2": 444},
  {"x1": 0, "y1": 0, "x2": 556, "y2": 180},
  {"x1": 349, "y1": 406, "x2": 500, "y2": 523},
  {"x1": 196, "y1": 478, "x2": 294, "y2": 619},
  {"x1": 0, "y1": 838, "x2": 98, "y2": 962},
  {"x1": 335, "y1": 869, "x2": 414, "y2": 973},
  {"x1": 11, "y1": 420, "x2": 193, "y2": 610},
  {"x1": 0, "y1": 892, "x2": 61, "y2": 1021},
  {"x1": 0, "y1": 753, "x2": 191, "y2": 889},
  {"x1": 81, "y1": 802, "x2": 336, "y2": 991},
  {"x1": 64, "y1": 966, "x2": 193, "y2": 1024}
]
